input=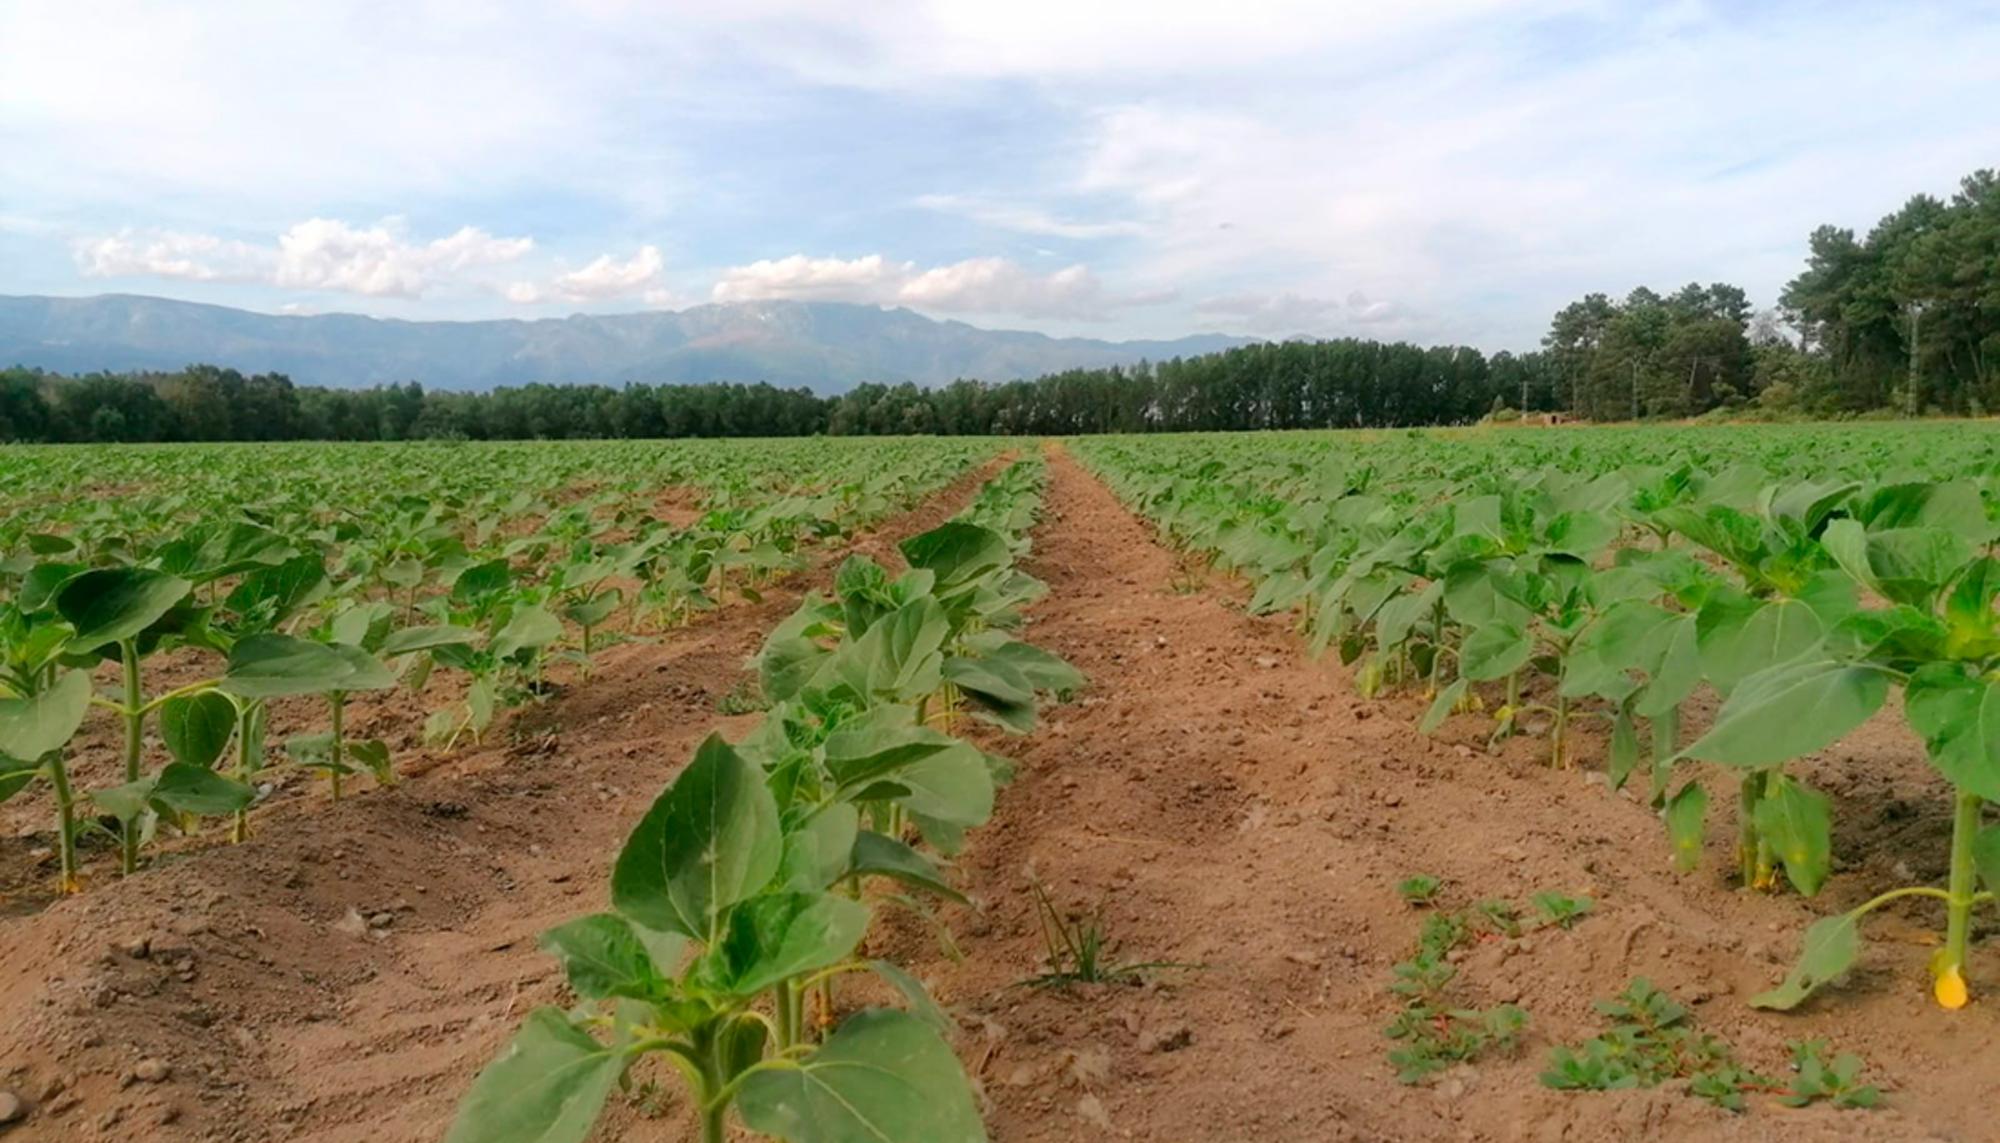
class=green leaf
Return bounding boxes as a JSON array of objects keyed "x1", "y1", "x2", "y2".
[
  {"x1": 1972, "y1": 824, "x2": 2000, "y2": 898},
  {"x1": 1664, "y1": 781, "x2": 1706, "y2": 873},
  {"x1": 865, "y1": 959, "x2": 953, "y2": 1037},
  {"x1": 737, "y1": 1008, "x2": 987, "y2": 1143},
  {"x1": 151, "y1": 762, "x2": 256, "y2": 816},
  {"x1": 878, "y1": 743, "x2": 993, "y2": 830},
  {"x1": 1751, "y1": 914, "x2": 1860, "y2": 1011},
  {"x1": 93, "y1": 777, "x2": 159, "y2": 823},
  {"x1": 1607, "y1": 707, "x2": 1639, "y2": 791},
  {"x1": 710, "y1": 890, "x2": 870, "y2": 996},
  {"x1": 0, "y1": 670, "x2": 93, "y2": 762},
  {"x1": 1419, "y1": 678, "x2": 1467, "y2": 735},
  {"x1": 492, "y1": 605, "x2": 565, "y2": 659},
  {"x1": 538, "y1": 914, "x2": 678, "y2": 1001},
  {"x1": 849, "y1": 830, "x2": 966, "y2": 904},
  {"x1": 57, "y1": 567, "x2": 192, "y2": 652},
  {"x1": 219, "y1": 634, "x2": 360, "y2": 699},
  {"x1": 1683, "y1": 659, "x2": 1888, "y2": 770},
  {"x1": 611, "y1": 734, "x2": 782, "y2": 939},
  {"x1": 1753, "y1": 779, "x2": 1833, "y2": 896},
  {"x1": 899, "y1": 522, "x2": 1010, "y2": 600},
  {"x1": 379, "y1": 624, "x2": 481, "y2": 656},
  {"x1": 1459, "y1": 622, "x2": 1531, "y2": 682},
  {"x1": 1904, "y1": 665, "x2": 2000, "y2": 800},
  {"x1": 781, "y1": 804, "x2": 862, "y2": 893},
  {"x1": 1698, "y1": 596, "x2": 1824, "y2": 696},
  {"x1": 444, "y1": 1008, "x2": 628, "y2": 1143},
  {"x1": 1632, "y1": 613, "x2": 1701, "y2": 719},
  {"x1": 160, "y1": 690, "x2": 237, "y2": 768}
]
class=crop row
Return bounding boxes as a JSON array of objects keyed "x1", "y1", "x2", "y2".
[
  {"x1": 0, "y1": 439, "x2": 993, "y2": 892},
  {"x1": 446, "y1": 455, "x2": 1080, "y2": 1143},
  {"x1": 1073, "y1": 425, "x2": 2000, "y2": 1015}
]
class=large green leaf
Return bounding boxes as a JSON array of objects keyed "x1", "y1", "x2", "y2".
[
  {"x1": 1697, "y1": 596, "x2": 1823, "y2": 696},
  {"x1": 538, "y1": 914, "x2": 679, "y2": 1001},
  {"x1": 1904, "y1": 665, "x2": 2000, "y2": 800},
  {"x1": 151, "y1": 762, "x2": 256, "y2": 816},
  {"x1": 876, "y1": 742, "x2": 993, "y2": 829},
  {"x1": 57, "y1": 568, "x2": 192, "y2": 652},
  {"x1": 0, "y1": 669, "x2": 93, "y2": 762},
  {"x1": 1683, "y1": 659, "x2": 1889, "y2": 770},
  {"x1": 821, "y1": 706, "x2": 957, "y2": 791},
  {"x1": 159, "y1": 690, "x2": 238, "y2": 768},
  {"x1": 492, "y1": 605, "x2": 565, "y2": 659},
  {"x1": 849, "y1": 830, "x2": 966, "y2": 903},
  {"x1": 379, "y1": 624, "x2": 481, "y2": 656},
  {"x1": 444, "y1": 1008, "x2": 628, "y2": 1143},
  {"x1": 821, "y1": 598, "x2": 948, "y2": 705},
  {"x1": 1751, "y1": 913, "x2": 1860, "y2": 1011},
  {"x1": 612, "y1": 735, "x2": 782, "y2": 940},
  {"x1": 1458, "y1": 621, "x2": 1531, "y2": 682},
  {"x1": 219, "y1": 634, "x2": 359, "y2": 699},
  {"x1": 737, "y1": 1008, "x2": 987, "y2": 1143},
  {"x1": 780, "y1": 804, "x2": 862, "y2": 893},
  {"x1": 708, "y1": 890, "x2": 870, "y2": 996},
  {"x1": 899, "y1": 522, "x2": 1010, "y2": 600}
]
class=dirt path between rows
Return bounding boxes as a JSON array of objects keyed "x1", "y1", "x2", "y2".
[
  {"x1": 877, "y1": 447, "x2": 1984, "y2": 1143},
  {"x1": 0, "y1": 456, "x2": 1006, "y2": 1143}
]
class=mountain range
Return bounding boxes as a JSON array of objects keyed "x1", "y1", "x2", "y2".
[{"x1": 0, "y1": 294, "x2": 1250, "y2": 393}]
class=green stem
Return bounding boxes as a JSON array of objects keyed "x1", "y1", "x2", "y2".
[
  {"x1": 231, "y1": 702, "x2": 257, "y2": 844},
  {"x1": 1941, "y1": 790, "x2": 1984, "y2": 980},
  {"x1": 329, "y1": 692, "x2": 346, "y2": 802},
  {"x1": 119, "y1": 639, "x2": 143, "y2": 876},
  {"x1": 47, "y1": 750, "x2": 79, "y2": 893},
  {"x1": 775, "y1": 980, "x2": 799, "y2": 1051},
  {"x1": 1550, "y1": 691, "x2": 1569, "y2": 769},
  {"x1": 1738, "y1": 771, "x2": 1767, "y2": 889}
]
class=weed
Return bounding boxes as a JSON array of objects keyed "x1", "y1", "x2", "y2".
[
  {"x1": 1542, "y1": 979, "x2": 1787, "y2": 1112},
  {"x1": 1529, "y1": 891, "x2": 1594, "y2": 930},
  {"x1": 1021, "y1": 881, "x2": 1197, "y2": 989},
  {"x1": 1782, "y1": 1040, "x2": 1881, "y2": 1109},
  {"x1": 1398, "y1": 873, "x2": 1444, "y2": 906}
]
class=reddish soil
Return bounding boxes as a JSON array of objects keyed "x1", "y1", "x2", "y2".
[{"x1": 0, "y1": 448, "x2": 1989, "y2": 1142}]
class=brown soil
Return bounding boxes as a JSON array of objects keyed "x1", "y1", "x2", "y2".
[
  {"x1": 0, "y1": 457, "x2": 1001, "y2": 1143},
  {"x1": 873, "y1": 448, "x2": 1984, "y2": 1143},
  {"x1": 0, "y1": 448, "x2": 1989, "y2": 1142}
]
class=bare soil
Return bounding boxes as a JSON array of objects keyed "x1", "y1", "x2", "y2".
[{"x1": 0, "y1": 449, "x2": 1991, "y2": 1142}]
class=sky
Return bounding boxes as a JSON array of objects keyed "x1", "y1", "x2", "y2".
[{"x1": 3, "y1": 0, "x2": 1998, "y2": 351}]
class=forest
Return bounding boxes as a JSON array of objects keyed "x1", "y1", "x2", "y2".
[{"x1": 2, "y1": 168, "x2": 1992, "y2": 443}]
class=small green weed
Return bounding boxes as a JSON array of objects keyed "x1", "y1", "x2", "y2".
[
  {"x1": 1398, "y1": 874, "x2": 1444, "y2": 906},
  {"x1": 1781, "y1": 1040, "x2": 1881, "y2": 1109}
]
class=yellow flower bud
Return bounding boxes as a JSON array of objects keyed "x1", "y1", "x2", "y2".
[{"x1": 1935, "y1": 965, "x2": 1970, "y2": 1010}]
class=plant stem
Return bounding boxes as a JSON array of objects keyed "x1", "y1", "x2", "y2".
[
  {"x1": 1551, "y1": 691, "x2": 1569, "y2": 769},
  {"x1": 1941, "y1": 789, "x2": 1983, "y2": 983},
  {"x1": 231, "y1": 703, "x2": 257, "y2": 844},
  {"x1": 1738, "y1": 771, "x2": 1767, "y2": 888},
  {"x1": 119, "y1": 639, "x2": 143, "y2": 876},
  {"x1": 775, "y1": 980, "x2": 798, "y2": 1051},
  {"x1": 47, "y1": 750, "x2": 79, "y2": 893},
  {"x1": 329, "y1": 692, "x2": 346, "y2": 802}
]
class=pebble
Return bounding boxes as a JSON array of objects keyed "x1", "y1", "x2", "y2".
[
  {"x1": 133, "y1": 1058, "x2": 171, "y2": 1084},
  {"x1": 0, "y1": 1089, "x2": 23, "y2": 1124}
]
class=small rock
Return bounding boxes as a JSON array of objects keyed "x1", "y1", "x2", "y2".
[
  {"x1": 368, "y1": 912, "x2": 395, "y2": 929},
  {"x1": 124, "y1": 936, "x2": 153, "y2": 959},
  {"x1": 1140, "y1": 1024, "x2": 1193, "y2": 1053},
  {"x1": 333, "y1": 909, "x2": 370, "y2": 938},
  {"x1": 0, "y1": 1089, "x2": 24, "y2": 1124},
  {"x1": 133, "y1": 1058, "x2": 171, "y2": 1084},
  {"x1": 1076, "y1": 1094, "x2": 1113, "y2": 1130}
]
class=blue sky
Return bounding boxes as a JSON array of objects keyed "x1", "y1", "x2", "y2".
[{"x1": 4, "y1": 0, "x2": 1998, "y2": 350}]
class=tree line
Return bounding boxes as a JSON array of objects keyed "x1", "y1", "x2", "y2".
[{"x1": 3, "y1": 167, "x2": 1991, "y2": 442}]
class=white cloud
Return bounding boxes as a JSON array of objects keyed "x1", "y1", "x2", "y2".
[
  {"x1": 1195, "y1": 290, "x2": 1406, "y2": 335},
  {"x1": 75, "y1": 219, "x2": 534, "y2": 298},
  {"x1": 711, "y1": 254, "x2": 908, "y2": 305},
  {"x1": 913, "y1": 194, "x2": 1144, "y2": 240},
  {"x1": 73, "y1": 230, "x2": 263, "y2": 283},
  {"x1": 710, "y1": 253, "x2": 1166, "y2": 320},
  {"x1": 271, "y1": 220, "x2": 533, "y2": 297},
  {"x1": 509, "y1": 245, "x2": 668, "y2": 305}
]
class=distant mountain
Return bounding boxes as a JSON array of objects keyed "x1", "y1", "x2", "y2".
[{"x1": 0, "y1": 294, "x2": 1250, "y2": 393}]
